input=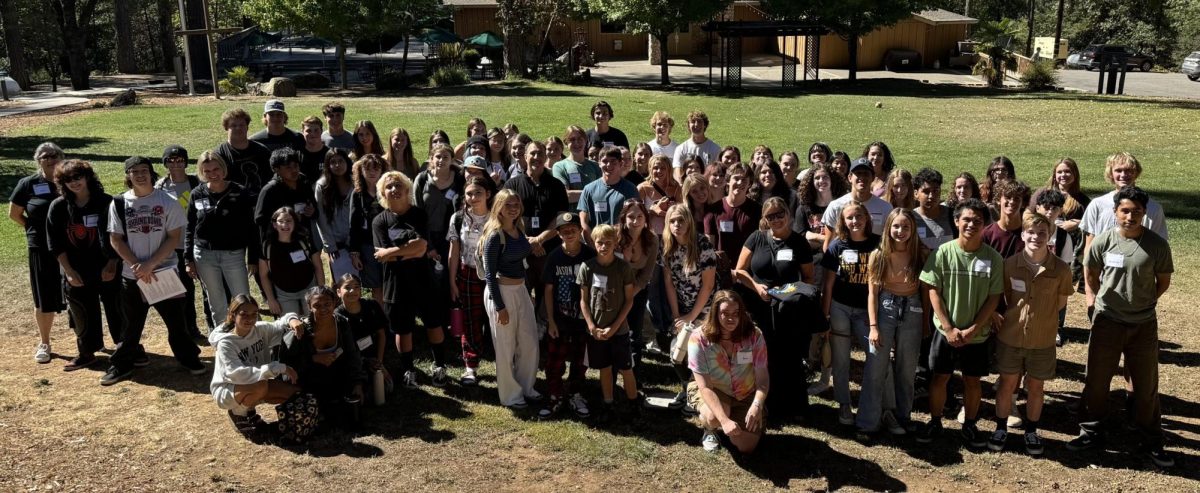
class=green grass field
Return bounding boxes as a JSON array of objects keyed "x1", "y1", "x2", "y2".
[{"x1": 1, "y1": 81, "x2": 1197, "y2": 491}]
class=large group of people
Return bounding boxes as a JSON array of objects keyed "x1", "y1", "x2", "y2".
[{"x1": 11, "y1": 99, "x2": 1176, "y2": 466}]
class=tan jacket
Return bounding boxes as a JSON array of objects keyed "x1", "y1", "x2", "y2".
[{"x1": 999, "y1": 253, "x2": 1073, "y2": 349}]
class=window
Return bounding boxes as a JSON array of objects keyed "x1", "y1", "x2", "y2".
[{"x1": 600, "y1": 20, "x2": 626, "y2": 34}]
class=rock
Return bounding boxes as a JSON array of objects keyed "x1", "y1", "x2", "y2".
[
  {"x1": 292, "y1": 71, "x2": 330, "y2": 89},
  {"x1": 875, "y1": 101, "x2": 883, "y2": 108},
  {"x1": 1, "y1": 76, "x2": 22, "y2": 96},
  {"x1": 263, "y1": 77, "x2": 296, "y2": 97},
  {"x1": 109, "y1": 89, "x2": 138, "y2": 107}
]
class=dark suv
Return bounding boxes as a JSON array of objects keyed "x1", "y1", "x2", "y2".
[{"x1": 1079, "y1": 44, "x2": 1154, "y2": 71}]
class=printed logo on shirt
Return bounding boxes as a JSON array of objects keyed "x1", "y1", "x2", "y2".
[{"x1": 126, "y1": 204, "x2": 167, "y2": 235}]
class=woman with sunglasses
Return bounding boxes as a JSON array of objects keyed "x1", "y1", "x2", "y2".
[{"x1": 11, "y1": 142, "x2": 66, "y2": 363}]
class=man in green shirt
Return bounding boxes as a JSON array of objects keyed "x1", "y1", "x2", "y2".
[
  {"x1": 1067, "y1": 186, "x2": 1175, "y2": 468},
  {"x1": 917, "y1": 198, "x2": 1004, "y2": 448}
]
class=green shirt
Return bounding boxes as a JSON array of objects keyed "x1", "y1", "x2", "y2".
[
  {"x1": 1086, "y1": 228, "x2": 1172, "y2": 324},
  {"x1": 577, "y1": 256, "x2": 635, "y2": 334},
  {"x1": 551, "y1": 158, "x2": 601, "y2": 195},
  {"x1": 919, "y1": 240, "x2": 1005, "y2": 344}
]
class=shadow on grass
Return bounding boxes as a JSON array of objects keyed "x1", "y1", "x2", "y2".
[
  {"x1": 734, "y1": 432, "x2": 908, "y2": 489},
  {"x1": 120, "y1": 353, "x2": 213, "y2": 395}
]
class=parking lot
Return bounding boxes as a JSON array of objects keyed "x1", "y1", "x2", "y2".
[{"x1": 1056, "y1": 68, "x2": 1200, "y2": 99}]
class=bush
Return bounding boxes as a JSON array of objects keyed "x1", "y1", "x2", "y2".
[
  {"x1": 218, "y1": 66, "x2": 253, "y2": 95},
  {"x1": 462, "y1": 48, "x2": 482, "y2": 70},
  {"x1": 1020, "y1": 59, "x2": 1059, "y2": 91},
  {"x1": 292, "y1": 71, "x2": 330, "y2": 89},
  {"x1": 430, "y1": 65, "x2": 470, "y2": 87},
  {"x1": 375, "y1": 69, "x2": 410, "y2": 91}
]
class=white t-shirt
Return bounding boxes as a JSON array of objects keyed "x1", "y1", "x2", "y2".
[
  {"x1": 108, "y1": 189, "x2": 187, "y2": 279},
  {"x1": 672, "y1": 137, "x2": 722, "y2": 169},
  {"x1": 1079, "y1": 189, "x2": 1168, "y2": 240},
  {"x1": 821, "y1": 192, "x2": 893, "y2": 236},
  {"x1": 648, "y1": 139, "x2": 678, "y2": 161}
]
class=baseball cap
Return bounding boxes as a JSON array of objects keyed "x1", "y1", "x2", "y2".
[
  {"x1": 463, "y1": 155, "x2": 487, "y2": 171},
  {"x1": 124, "y1": 156, "x2": 153, "y2": 172},
  {"x1": 554, "y1": 212, "x2": 581, "y2": 230},
  {"x1": 162, "y1": 144, "x2": 189, "y2": 164},
  {"x1": 264, "y1": 99, "x2": 286, "y2": 114},
  {"x1": 849, "y1": 157, "x2": 874, "y2": 175}
]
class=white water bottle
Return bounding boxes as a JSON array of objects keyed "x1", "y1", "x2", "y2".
[
  {"x1": 373, "y1": 369, "x2": 386, "y2": 406},
  {"x1": 434, "y1": 259, "x2": 444, "y2": 273}
]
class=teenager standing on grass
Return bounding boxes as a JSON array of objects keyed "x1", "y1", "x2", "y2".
[
  {"x1": 1029, "y1": 189, "x2": 1076, "y2": 347},
  {"x1": 705, "y1": 162, "x2": 760, "y2": 290},
  {"x1": 373, "y1": 172, "x2": 450, "y2": 389},
  {"x1": 412, "y1": 142, "x2": 465, "y2": 339},
  {"x1": 480, "y1": 190, "x2": 541, "y2": 409},
  {"x1": 691, "y1": 290, "x2": 769, "y2": 454},
  {"x1": 1067, "y1": 186, "x2": 1174, "y2": 468},
  {"x1": 155, "y1": 145, "x2": 206, "y2": 340},
  {"x1": 298, "y1": 117, "x2": 329, "y2": 180},
  {"x1": 916, "y1": 198, "x2": 1004, "y2": 447},
  {"x1": 259, "y1": 207, "x2": 324, "y2": 317},
  {"x1": 988, "y1": 213, "x2": 1073, "y2": 455},
  {"x1": 647, "y1": 111, "x2": 678, "y2": 159},
  {"x1": 314, "y1": 149, "x2": 356, "y2": 280},
  {"x1": 251, "y1": 100, "x2": 304, "y2": 152},
  {"x1": 101, "y1": 157, "x2": 205, "y2": 386},
  {"x1": 587, "y1": 100, "x2": 630, "y2": 149},
  {"x1": 350, "y1": 120, "x2": 385, "y2": 162},
  {"x1": 578, "y1": 147, "x2": 639, "y2": 243},
  {"x1": 320, "y1": 102, "x2": 354, "y2": 151},
  {"x1": 637, "y1": 155, "x2": 681, "y2": 236},
  {"x1": 822, "y1": 159, "x2": 893, "y2": 254},
  {"x1": 552, "y1": 125, "x2": 602, "y2": 206},
  {"x1": 578, "y1": 224, "x2": 640, "y2": 420},
  {"x1": 912, "y1": 169, "x2": 955, "y2": 251},
  {"x1": 348, "y1": 154, "x2": 387, "y2": 290},
  {"x1": 186, "y1": 151, "x2": 259, "y2": 329},
  {"x1": 540, "y1": 213, "x2": 595, "y2": 419},
  {"x1": 47, "y1": 160, "x2": 122, "y2": 371},
  {"x1": 384, "y1": 127, "x2": 422, "y2": 180},
  {"x1": 663, "y1": 204, "x2": 719, "y2": 416},
  {"x1": 11, "y1": 142, "x2": 66, "y2": 364},
  {"x1": 861, "y1": 142, "x2": 895, "y2": 197},
  {"x1": 447, "y1": 177, "x2": 494, "y2": 386},
  {"x1": 1046, "y1": 158, "x2": 1089, "y2": 292},
  {"x1": 215, "y1": 108, "x2": 272, "y2": 195},
  {"x1": 616, "y1": 200, "x2": 659, "y2": 380},
  {"x1": 255, "y1": 148, "x2": 318, "y2": 240},
  {"x1": 672, "y1": 111, "x2": 721, "y2": 182},
  {"x1": 982, "y1": 180, "x2": 1031, "y2": 259}
]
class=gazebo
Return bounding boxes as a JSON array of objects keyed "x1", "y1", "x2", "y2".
[{"x1": 701, "y1": 20, "x2": 828, "y2": 89}]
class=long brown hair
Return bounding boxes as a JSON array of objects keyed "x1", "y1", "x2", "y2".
[
  {"x1": 868, "y1": 208, "x2": 925, "y2": 285},
  {"x1": 1048, "y1": 157, "x2": 1084, "y2": 217},
  {"x1": 882, "y1": 168, "x2": 916, "y2": 209},
  {"x1": 700, "y1": 290, "x2": 755, "y2": 343},
  {"x1": 384, "y1": 127, "x2": 420, "y2": 177},
  {"x1": 617, "y1": 198, "x2": 657, "y2": 254},
  {"x1": 352, "y1": 120, "x2": 384, "y2": 159},
  {"x1": 223, "y1": 294, "x2": 259, "y2": 331}
]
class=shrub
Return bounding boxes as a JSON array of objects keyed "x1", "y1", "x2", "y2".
[
  {"x1": 292, "y1": 71, "x2": 330, "y2": 89},
  {"x1": 1020, "y1": 59, "x2": 1059, "y2": 91},
  {"x1": 430, "y1": 65, "x2": 470, "y2": 87},
  {"x1": 462, "y1": 48, "x2": 482, "y2": 70},
  {"x1": 218, "y1": 66, "x2": 253, "y2": 95},
  {"x1": 375, "y1": 69, "x2": 410, "y2": 91}
]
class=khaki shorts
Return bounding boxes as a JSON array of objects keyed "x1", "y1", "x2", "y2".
[
  {"x1": 689, "y1": 384, "x2": 754, "y2": 424},
  {"x1": 996, "y1": 341, "x2": 1056, "y2": 381}
]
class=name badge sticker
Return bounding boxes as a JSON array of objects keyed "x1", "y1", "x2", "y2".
[
  {"x1": 293, "y1": 203, "x2": 307, "y2": 215},
  {"x1": 530, "y1": 216, "x2": 540, "y2": 229},
  {"x1": 444, "y1": 189, "x2": 458, "y2": 202},
  {"x1": 195, "y1": 199, "x2": 210, "y2": 211},
  {"x1": 1104, "y1": 252, "x2": 1124, "y2": 268},
  {"x1": 842, "y1": 249, "x2": 859, "y2": 264},
  {"x1": 289, "y1": 250, "x2": 307, "y2": 263},
  {"x1": 33, "y1": 183, "x2": 51, "y2": 196},
  {"x1": 356, "y1": 336, "x2": 372, "y2": 351},
  {"x1": 1011, "y1": 278, "x2": 1027, "y2": 293},
  {"x1": 83, "y1": 214, "x2": 99, "y2": 228},
  {"x1": 736, "y1": 349, "x2": 753, "y2": 364},
  {"x1": 569, "y1": 172, "x2": 581, "y2": 184},
  {"x1": 776, "y1": 248, "x2": 794, "y2": 262},
  {"x1": 595, "y1": 202, "x2": 609, "y2": 213},
  {"x1": 918, "y1": 226, "x2": 928, "y2": 237},
  {"x1": 387, "y1": 227, "x2": 405, "y2": 241},
  {"x1": 719, "y1": 220, "x2": 734, "y2": 233},
  {"x1": 973, "y1": 259, "x2": 992, "y2": 274}
]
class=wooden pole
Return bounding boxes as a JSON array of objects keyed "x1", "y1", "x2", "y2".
[
  {"x1": 177, "y1": 0, "x2": 195, "y2": 95},
  {"x1": 200, "y1": 0, "x2": 221, "y2": 99}
]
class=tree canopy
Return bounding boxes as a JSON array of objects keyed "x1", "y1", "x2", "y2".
[{"x1": 586, "y1": 0, "x2": 732, "y2": 84}]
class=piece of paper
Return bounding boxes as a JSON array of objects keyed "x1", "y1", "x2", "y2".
[{"x1": 137, "y1": 267, "x2": 186, "y2": 305}]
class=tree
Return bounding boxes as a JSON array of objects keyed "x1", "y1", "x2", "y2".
[
  {"x1": 763, "y1": 0, "x2": 936, "y2": 80},
  {"x1": 156, "y1": 0, "x2": 177, "y2": 71},
  {"x1": 48, "y1": 0, "x2": 102, "y2": 89},
  {"x1": 242, "y1": 0, "x2": 362, "y2": 89},
  {"x1": 0, "y1": 0, "x2": 30, "y2": 89},
  {"x1": 587, "y1": 0, "x2": 731, "y2": 85},
  {"x1": 114, "y1": 0, "x2": 137, "y2": 73},
  {"x1": 362, "y1": 0, "x2": 444, "y2": 77}
]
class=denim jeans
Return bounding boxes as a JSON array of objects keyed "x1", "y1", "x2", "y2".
[
  {"x1": 647, "y1": 264, "x2": 673, "y2": 342},
  {"x1": 856, "y1": 291, "x2": 923, "y2": 430},
  {"x1": 830, "y1": 300, "x2": 870, "y2": 406},
  {"x1": 275, "y1": 281, "x2": 315, "y2": 317},
  {"x1": 192, "y1": 247, "x2": 251, "y2": 327}
]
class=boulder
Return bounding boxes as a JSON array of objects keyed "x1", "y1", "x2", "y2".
[
  {"x1": 263, "y1": 77, "x2": 297, "y2": 97},
  {"x1": 292, "y1": 71, "x2": 330, "y2": 89},
  {"x1": 1, "y1": 76, "x2": 22, "y2": 96},
  {"x1": 109, "y1": 89, "x2": 138, "y2": 107}
]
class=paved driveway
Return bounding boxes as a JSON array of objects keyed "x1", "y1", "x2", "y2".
[{"x1": 1056, "y1": 68, "x2": 1200, "y2": 99}]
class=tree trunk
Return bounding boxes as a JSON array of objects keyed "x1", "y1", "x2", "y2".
[
  {"x1": 657, "y1": 33, "x2": 670, "y2": 85},
  {"x1": 50, "y1": 0, "x2": 99, "y2": 90},
  {"x1": 847, "y1": 34, "x2": 859, "y2": 81},
  {"x1": 337, "y1": 42, "x2": 347, "y2": 90},
  {"x1": 157, "y1": 0, "x2": 176, "y2": 71},
  {"x1": 400, "y1": 30, "x2": 410, "y2": 75},
  {"x1": 114, "y1": 0, "x2": 137, "y2": 73},
  {"x1": 0, "y1": 0, "x2": 30, "y2": 89},
  {"x1": 502, "y1": 29, "x2": 526, "y2": 78}
]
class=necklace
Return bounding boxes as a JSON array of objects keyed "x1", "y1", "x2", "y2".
[{"x1": 1112, "y1": 230, "x2": 1145, "y2": 257}]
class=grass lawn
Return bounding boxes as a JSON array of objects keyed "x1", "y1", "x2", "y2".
[{"x1": 0, "y1": 81, "x2": 1197, "y2": 491}]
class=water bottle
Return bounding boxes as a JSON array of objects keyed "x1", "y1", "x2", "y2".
[
  {"x1": 373, "y1": 368, "x2": 386, "y2": 406},
  {"x1": 434, "y1": 259, "x2": 444, "y2": 274}
]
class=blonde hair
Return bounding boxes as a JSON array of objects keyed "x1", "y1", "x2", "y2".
[
  {"x1": 195, "y1": 150, "x2": 227, "y2": 182},
  {"x1": 375, "y1": 171, "x2": 413, "y2": 208},
  {"x1": 384, "y1": 127, "x2": 420, "y2": 177},
  {"x1": 1104, "y1": 152, "x2": 1141, "y2": 187},
  {"x1": 835, "y1": 201, "x2": 872, "y2": 241},
  {"x1": 882, "y1": 168, "x2": 916, "y2": 209},
  {"x1": 681, "y1": 174, "x2": 709, "y2": 211},
  {"x1": 476, "y1": 189, "x2": 526, "y2": 256},
  {"x1": 1023, "y1": 211, "x2": 1052, "y2": 231},
  {"x1": 649, "y1": 111, "x2": 674, "y2": 128},
  {"x1": 663, "y1": 203, "x2": 700, "y2": 273},
  {"x1": 868, "y1": 208, "x2": 924, "y2": 285},
  {"x1": 592, "y1": 223, "x2": 618, "y2": 243}
]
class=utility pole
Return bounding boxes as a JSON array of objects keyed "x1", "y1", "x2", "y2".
[
  {"x1": 1053, "y1": 0, "x2": 1065, "y2": 61},
  {"x1": 1026, "y1": 0, "x2": 1035, "y2": 57}
]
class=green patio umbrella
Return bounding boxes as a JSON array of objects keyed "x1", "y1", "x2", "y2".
[
  {"x1": 465, "y1": 31, "x2": 504, "y2": 49},
  {"x1": 418, "y1": 27, "x2": 461, "y2": 45}
]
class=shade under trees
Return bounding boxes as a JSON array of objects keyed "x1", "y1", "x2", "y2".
[{"x1": 587, "y1": 0, "x2": 732, "y2": 85}]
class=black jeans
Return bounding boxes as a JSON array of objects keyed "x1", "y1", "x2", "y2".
[
  {"x1": 65, "y1": 279, "x2": 125, "y2": 356},
  {"x1": 110, "y1": 277, "x2": 202, "y2": 371}
]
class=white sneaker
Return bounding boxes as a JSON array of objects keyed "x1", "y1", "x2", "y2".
[
  {"x1": 807, "y1": 369, "x2": 832, "y2": 395},
  {"x1": 838, "y1": 404, "x2": 855, "y2": 425},
  {"x1": 460, "y1": 367, "x2": 478, "y2": 386},
  {"x1": 431, "y1": 366, "x2": 448, "y2": 387},
  {"x1": 701, "y1": 430, "x2": 720, "y2": 452},
  {"x1": 882, "y1": 411, "x2": 907, "y2": 436},
  {"x1": 645, "y1": 340, "x2": 663, "y2": 355},
  {"x1": 956, "y1": 406, "x2": 966, "y2": 424},
  {"x1": 33, "y1": 343, "x2": 51, "y2": 364},
  {"x1": 402, "y1": 370, "x2": 418, "y2": 389},
  {"x1": 569, "y1": 393, "x2": 591, "y2": 418},
  {"x1": 1007, "y1": 396, "x2": 1025, "y2": 428}
]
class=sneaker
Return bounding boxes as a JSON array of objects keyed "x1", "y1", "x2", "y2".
[
  {"x1": 838, "y1": 404, "x2": 855, "y2": 426},
  {"x1": 569, "y1": 393, "x2": 591, "y2": 418},
  {"x1": 431, "y1": 366, "x2": 448, "y2": 387},
  {"x1": 1065, "y1": 432, "x2": 1097, "y2": 452},
  {"x1": 33, "y1": 343, "x2": 51, "y2": 364},
  {"x1": 882, "y1": 411, "x2": 907, "y2": 436},
  {"x1": 667, "y1": 390, "x2": 686, "y2": 410},
  {"x1": 537, "y1": 398, "x2": 563, "y2": 420},
  {"x1": 228, "y1": 410, "x2": 258, "y2": 434},
  {"x1": 402, "y1": 370, "x2": 418, "y2": 390},
  {"x1": 508, "y1": 401, "x2": 528, "y2": 410},
  {"x1": 99, "y1": 366, "x2": 133, "y2": 386},
  {"x1": 183, "y1": 361, "x2": 207, "y2": 375},
  {"x1": 956, "y1": 406, "x2": 966, "y2": 425},
  {"x1": 525, "y1": 390, "x2": 544, "y2": 403},
  {"x1": 460, "y1": 368, "x2": 478, "y2": 386},
  {"x1": 962, "y1": 423, "x2": 987, "y2": 448},
  {"x1": 987, "y1": 429, "x2": 1009, "y2": 451},
  {"x1": 63, "y1": 354, "x2": 98, "y2": 372},
  {"x1": 701, "y1": 430, "x2": 721, "y2": 452},
  {"x1": 1024, "y1": 431, "x2": 1045, "y2": 456},
  {"x1": 1055, "y1": 333, "x2": 1063, "y2": 347},
  {"x1": 646, "y1": 340, "x2": 663, "y2": 355},
  {"x1": 916, "y1": 420, "x2": 942, "y2": 444},
  {"x1": 132, "y1": 353, "x2": 150, "y2": 368},
  {"x1": 1148, "y1": 447, "x2": 1176, "y2": 468},
  {"x1": 807, "y1": 370, "x2": 832, "y2": 395}
]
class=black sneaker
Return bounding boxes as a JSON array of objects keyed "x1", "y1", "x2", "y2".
[
  {"x1": 132, "y1": 353, "x2": 150, "y2": 368},
  {"x1": 1065, "y1": 432, "x2": 1098, "y2": 452},
  {"x1": 100, "y1": 366, "x2": 133, "y2": 386},
  {"x1": 229, "y1": 410, "x2": 258, "y2": 434},
  {"x1": 916, "y1": 420, "x2": 942, "y2": 444},
  {"x1": 537, "y1": 398, "x2": 564, "y2": 420},
  {"x1": 987, "y1": 429, "x2": 1009, "y2": 452},
  {"x1": 182, "y1": 360, "x2": 207, "y2": 375},
  {"x1": 63, "y1": 354, "x2": 98, "y2": 372},
  {"x1": 962, "y1": 423, "x2": 987, "y2": 448},
  {"x1": 1148, "y1": 447, "x2": 1176, "y2": 468},
  {"x1": 667, "y1": 390, "x2": 686, "y2": 410},
  {"x1": 1024, "y1": 431, "x2": 1045, "y2": 456}
]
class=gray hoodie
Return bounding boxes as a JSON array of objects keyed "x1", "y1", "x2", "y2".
[{"x1": 209, "y1": 313, "x2": 300, "y2": 399}]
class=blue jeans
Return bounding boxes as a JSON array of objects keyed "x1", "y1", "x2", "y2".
[
  {"x1": 192, "y1": 247, "x2": 250, "y2": 328},
  {"x1": 856, "y1": 291, "x2": 923, "y2": 430},
  {"x1": 830, "y1": 300, "x2": 870, "y2": 406},
  {"x1": 647, "y1": 264, "x2": 672, "y2": 340}
]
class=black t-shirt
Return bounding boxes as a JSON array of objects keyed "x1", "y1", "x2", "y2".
[
  {"x1": 625, "y1": 170, "x2": 645, "y2": 187},
  {"x1": 820, "y1": 234, "x2": 881, "y2": 308},
  {"x1": 503, "y1": 170, "x2": 570, "y2": 245},
  {"x1": 215, "y1": 141, "x2": 272, "y2": 194},
  {"x1": 372, "y1": 208, "x2": 430, "y2": 303},
  {"x1": 10, "y1": 174, "x2": 60, "y2": 249},
  {"x1": 255, "y1": 177, "x2": 317, "y2": 236},
  {"x1": 250, "y1": 128, "x2": 304, "y2": 153},
  {"x1": 542, "y1": 244, "x2": 597, "y2": 319},
  {"x1": 586, "y1": 127, "x2": 630, "y2": 150},
  {"x1": 263, "y1": 236, "x2": 319, "y2": 293},
  {"x1": 46, "y1": 194, "x2": 114, "y2": 283},
  {"x1": 335, "y1": 299, "x2": 388, "y2": 353},
  {"x1": 299, "y1": 145, "x2": 327, "y2": 181},
  {"x1": 744, "y1": 230, "x2": 814, "y2": 287},
  {"x1": 793, "y1": 202, "x2": 828, "y2": 236}
]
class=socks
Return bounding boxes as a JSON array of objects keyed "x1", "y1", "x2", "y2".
[
  {"x1": 401, "y1": 351, "x2": 415, "y2": 373},
  {"x1": 965, "y1": 418, "x2": 978, "y2": 430},
  {"x1": 1025, "y1": 420, "x2": 1039, "y2": 434},
  {"x1": 431, "y1": 341, "x2": 446, "y2": 368},
  {"x1": 994, "y1": 416, "x2": 1008, "y2": 433}
]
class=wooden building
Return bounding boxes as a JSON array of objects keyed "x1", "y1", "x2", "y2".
[{"x1": 780, "y1": 10, "x2": 977, "y2": 70}]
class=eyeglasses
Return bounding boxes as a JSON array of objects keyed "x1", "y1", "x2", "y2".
[{"x1": 765, "y1": 211, "x2": 786, "y2": 221}]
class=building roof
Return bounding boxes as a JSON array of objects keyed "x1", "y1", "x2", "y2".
[{"x1": 913, "y1": 9, "x2": 978, "y2": 25}]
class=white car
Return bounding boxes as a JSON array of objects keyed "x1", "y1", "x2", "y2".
[
  {"x1": 1065, "y1": 53, "x2": 1084, "y2": 69},
  {"x1": 1183, "y1": 51, "x2": 1200, "y2": 81}
]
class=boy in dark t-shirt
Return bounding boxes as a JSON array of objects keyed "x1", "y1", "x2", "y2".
[{"x1": 539, "y1": 213, "x2": 596, "y2": 419}]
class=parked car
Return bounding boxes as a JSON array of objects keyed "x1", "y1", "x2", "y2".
[
  {"x1": 1079, "y1": 44, "x2": 1154, "y2": 71},
  {"x1": 883, "y1": 49, "x2": 922, "y2": 71},
  {"x1": 1182, "y1": 51, "x2": 1200, "y2": 81},
  {"x1": 1065, "y1": 53, "x2": 1084, "y2": 69}
]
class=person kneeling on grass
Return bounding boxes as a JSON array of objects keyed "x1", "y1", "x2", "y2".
[
  {"x1": 578, "y1": 224, "x2": 640, "y2": 420},
  {"x1": 210, "y1": 294, "x2": 302, "y2": 434},
  {"x1": 988, "y1": 212, "x2": 1073, "y2": 455},
  {"x1": 691, "y1": 290, "x2": 769, "y2": 454},
  {"x1": 281, "y1": 286, "x2": 366, "y2": 430}
]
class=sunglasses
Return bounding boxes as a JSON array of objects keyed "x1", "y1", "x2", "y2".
[
  {"x1": 765, "y1": 211, "x2": 786, "y2": 221},
  {"x1": 64, "y1": 174, "x2": 86, "y2": 182}
]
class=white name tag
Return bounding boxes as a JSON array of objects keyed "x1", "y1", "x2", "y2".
[
  {"x1": 33, "y1": 183, "x2": 51, "y2": 195},
  {"x1": 293, "y1": 202, "x2": 307, "y2": 215},
  {"x1": 736, "y1": 349, "x2": 753, "y2": 364},
  {"x1": 356, "y1": 335, "x2": 372, "y2": 351},
  {"x1": 530, "y1": 216, "x2": 540, "y2": 229},
  {"x1": 1104, "y1": 252, "x2": 1124, "y2": 268},
  {"x1": 777, "y1": 248, "x2": 793, "y2": 262},
  {"x1": 595, "y1": 202, "x2": 608, "y2": 213},
  {"x1": 289, "y1": 250, "x2": 307, "y2": 264},
  {"x1": 569, "y1": 172, "x2": 581, "y2": 184},
  {"x1": 614, "y1": 252, "x2": 624, "y2": 259},
  {"x1": 1011, "y1": 278, "x2": 1027, "y2": 293},
  {"x1": 973, "y1": 259, "x2": 992, "y2": 274},
  {"x1": 918, "y1": 226, "x2": 928, "y2": 238},
  {"x1": 603, "y1": 141, "x2": 614, "y2": 147},
  {"x1": 871, "y1": 213, "x2": 884, "y2": 230},
  {"x1": 444, "y1": 189, "x2": 458, "y2": 202},
  {"x1": 196, "y1": 199, "x2": 210, "y2": 211},
  {"x1": 719, "y1": 220, "x2": 734, "y2": 233},
  {"x1": 842, "y1": 250, "x2": 859, "y2": 264},
  {"x1": 592, "y1": 274, "x2": 608, "y2": 290},
  {"x1": 83, "y1": 214, "x2": 99, "y2": 228}
]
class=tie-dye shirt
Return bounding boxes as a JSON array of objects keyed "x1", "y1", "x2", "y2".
[{"x1": 687, "y1": 328, "x2": 768, "y2": 401}]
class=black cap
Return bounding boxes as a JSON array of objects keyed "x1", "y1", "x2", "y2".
[
  {"x1": 553, "y1": 212, "x2": 582, "y2": 230},
  {"x1": 466, "y1": 136, "x2": 489, "y2": 149},
  {"x1": 849, "y1": 157, "x2": 874, "y2": 175},
  {"x1": 124, "y1": 156, "x2": 153, "y2": 172},
  {"x1": 162, "y1": 144, "x2": 188, "y2": 164}
]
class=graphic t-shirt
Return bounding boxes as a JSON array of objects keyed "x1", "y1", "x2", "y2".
[
  {"x1": 108, "y1": 189, "x2": 187, "y2": 279},
  {"x1": 543, "y1": 244, "x2": 597, "y2": 319},
  {"x1": 820, "y1": 234, "x2": 882, "y2": 308},
  {"x1": 665, "y1": 235, "x2": 719, "y2": 314}
]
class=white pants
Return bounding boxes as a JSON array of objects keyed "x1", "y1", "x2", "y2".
[{"x1": 484, "y1": 283, "x2": 539, "y2": 407}]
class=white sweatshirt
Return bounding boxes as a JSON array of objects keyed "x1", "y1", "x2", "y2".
[{"x1": 209, "y1": 313, "x2": 299, "y2": 398}]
